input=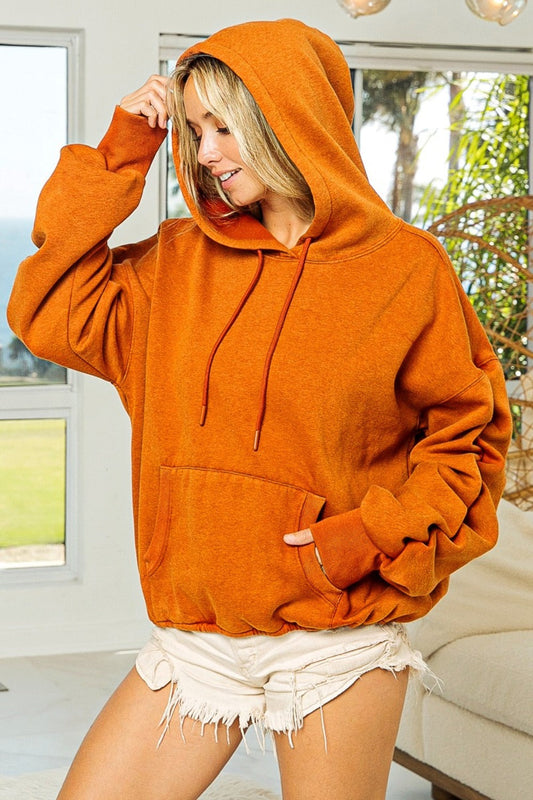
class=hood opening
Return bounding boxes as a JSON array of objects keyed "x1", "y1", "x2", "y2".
[{"x1": 174, "y1": 19, "x2": 400, "y2": 258}]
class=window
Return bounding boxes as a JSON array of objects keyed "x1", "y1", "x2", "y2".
[
  {"x1": 0, "y1": 41, "x2": 67, "y2": 386},
  {"x1": 357, "y1": 69, "x2": 529, "y2": 226},
  {"x1": 159, "y1": 36, "x2": 201, "y2": 220},
  {"x1": 0, "y1": 28, "x2": 82, "y2": 578},
  {"x1": 0, "y1": 419, "x2": 65, "y2": 567}
]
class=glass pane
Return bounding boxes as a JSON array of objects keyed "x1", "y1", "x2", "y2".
[
  {"x1": 165, "y1": 59, "x2": 190, "y2": 219},
  {"x1": 0, "y1": 45, "x2": 68, "y2": 386},
  {"x1": 0, "y1": 418, "x2": 66, "y2": 568},
  {"x1": 360, "y1": 70, "x2": 529, "y2": 226},
  {"x1": 167, "y1": 125, "x2": 190, "y2": 218}
]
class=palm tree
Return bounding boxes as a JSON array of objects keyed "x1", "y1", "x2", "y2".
[{"x1": 362, "y1": 70, "x2": 434, "y2": 221}]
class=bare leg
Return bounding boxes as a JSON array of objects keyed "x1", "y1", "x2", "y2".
[
  {"x1": 274, "y1": 667, "x2": 409, "y2": 800},
  {"x1": 57, "y1": 667, "x2": 243, "y2": 800}
]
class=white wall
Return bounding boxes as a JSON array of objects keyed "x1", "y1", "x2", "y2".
[{"x1": 1, "y1": 0, "x2": 531, "y2": 657}]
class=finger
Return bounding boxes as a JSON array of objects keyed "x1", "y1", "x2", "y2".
[
  {"x1": 142, "y1": 76, "x2": 170, "y2": 125},
  {"x1": 137, "y1": 96, "x2": 168, "y2": 129},
  {"x1": 120, "y1": 76, "x2": 169, "y2": 127},
  {"x1": 283, "y1": 528, "x2": 314, "y2": 546},
  {"x1": 141, "y1": 99, "x2": 165, "y2": 129}
]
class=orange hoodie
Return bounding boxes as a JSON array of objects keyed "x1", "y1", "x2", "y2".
[{"x1": 8, "y1": 19, "x2": 511, "y2": 636}]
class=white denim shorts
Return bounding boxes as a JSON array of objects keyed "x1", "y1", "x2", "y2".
[{"x1": 136, "y1": 623, "x2": 427, "y2": 748}]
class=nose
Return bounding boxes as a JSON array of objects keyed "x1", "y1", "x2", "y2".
[{"x1": 197, "y1": 131, "x2": 220, "y2": 167}]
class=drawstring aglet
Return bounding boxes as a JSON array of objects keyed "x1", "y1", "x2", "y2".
[
  {"x1": 253, "y1": 430, "x2": 261, "y2": 452},
  {"x1": 200, "y1": 404, "x2": 207, "y2": 426}
]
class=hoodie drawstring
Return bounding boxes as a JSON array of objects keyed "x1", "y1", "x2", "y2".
[
  {"x1": 200, "y1": 237, "x2": 313, "y2": 451},
  {"x1": 200, "y1": 250, "x2": 265, "y2": 427},
  {"x1": 253, "y1": 236, "x2": 312, "y2": 450}
]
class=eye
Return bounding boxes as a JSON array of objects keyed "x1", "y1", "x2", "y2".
[
  {"x1": 187, "y1": 126, "x2": 201, "y2": 143},
  {"x1": 216, "y1": 127, "x2": 230, "y2": 135}
]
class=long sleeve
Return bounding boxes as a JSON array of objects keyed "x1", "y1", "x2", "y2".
[
  {"x1": 7, "y1": 107, "x2": 167, "y2": 384},
  {"x1": 310, "y1": 244, "x2": 512, "y2": 598}
]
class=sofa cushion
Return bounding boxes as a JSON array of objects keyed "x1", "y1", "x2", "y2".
[
  {"x1": 427, "y1": 629, "x2": 533, "y2": 736},
  {"x1": 421, "y1": 693, "x2": 533, "y2": 800},
  {"x1": 407, "y1": 499, "x2": 533, "y2": 658}
]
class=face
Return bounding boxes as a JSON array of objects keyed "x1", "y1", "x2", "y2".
[{"x1": 183, "y1": 78, "x2": 268, "y2": 208}]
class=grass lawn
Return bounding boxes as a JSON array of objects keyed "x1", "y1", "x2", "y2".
[{"x1": 0, "y1": 418, "x2": 65, "y2": 548}]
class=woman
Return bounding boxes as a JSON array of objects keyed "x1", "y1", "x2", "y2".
[{"x1": 8, "y1": 19, "x2": 511, "y2": 800}]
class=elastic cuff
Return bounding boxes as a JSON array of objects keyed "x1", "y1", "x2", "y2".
[
  {"x1": 310, "y1": 508, "x2": 383, "y2": 589},
  {"x1": 98, "y1": 105, "x2": 168, "y2": 175}
]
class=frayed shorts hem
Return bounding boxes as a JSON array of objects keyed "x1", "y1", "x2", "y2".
[{"x1": 135, "y1": 622, "x2": 430, "y2": 749}]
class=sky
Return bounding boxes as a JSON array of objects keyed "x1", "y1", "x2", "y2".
[{"x1": 0, "y1": 45, "x2": 67, "y2": 219}]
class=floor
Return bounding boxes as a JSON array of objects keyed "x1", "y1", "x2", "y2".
[{"x1": 0, "y1": 649, "x2": 432, "y2": 798}]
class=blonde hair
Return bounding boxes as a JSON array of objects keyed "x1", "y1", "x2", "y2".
[{"x1": 166, "y1": 54, "x2": 314, "y2": 222}]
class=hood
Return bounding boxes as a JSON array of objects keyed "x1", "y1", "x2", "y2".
[{"x1": 174, "y1": 18, "x2": 400, "y2": 257}]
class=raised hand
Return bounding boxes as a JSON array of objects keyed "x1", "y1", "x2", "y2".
[{"x1": 120, "y1": 75, "x2": 169, "y2": 129}]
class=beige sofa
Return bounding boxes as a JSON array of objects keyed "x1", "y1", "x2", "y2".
[{"x1": 394, "y1": 498, "x2": 533, "y2": 800}]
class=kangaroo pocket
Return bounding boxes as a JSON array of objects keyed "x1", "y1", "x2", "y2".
[{"x1": 142, "y1": 466, "x2": 342, "y2": 634}]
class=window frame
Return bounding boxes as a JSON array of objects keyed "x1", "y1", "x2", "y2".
[{"x1": 0, "y1": 26, "x2": 84, "y2": 584}]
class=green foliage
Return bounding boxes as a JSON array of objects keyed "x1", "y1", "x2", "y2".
[
  {"x1": 436, "y1": 215, "x2": 530, "y2": 380},
  {"x1": 415, "y1": 73, "x2": 531, "y2": 379},
  {"x1": 416, "y1": 73, "x2": 530, "y2": 224}
]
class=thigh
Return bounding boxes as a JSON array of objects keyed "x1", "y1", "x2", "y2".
[
  {"x1": 274, "y1": 667, "x2": 409, "y2": 800},
  {"x1": 57, "y1": 667, "x2": 243, "y2": 800}
]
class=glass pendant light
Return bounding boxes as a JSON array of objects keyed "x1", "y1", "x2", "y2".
[
  {"x1": 337, "y1": 0, "x2": 391, "y2": 18},
  {"x1": 465, "y1": 0, "x2": 527, "y2": 25}
]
